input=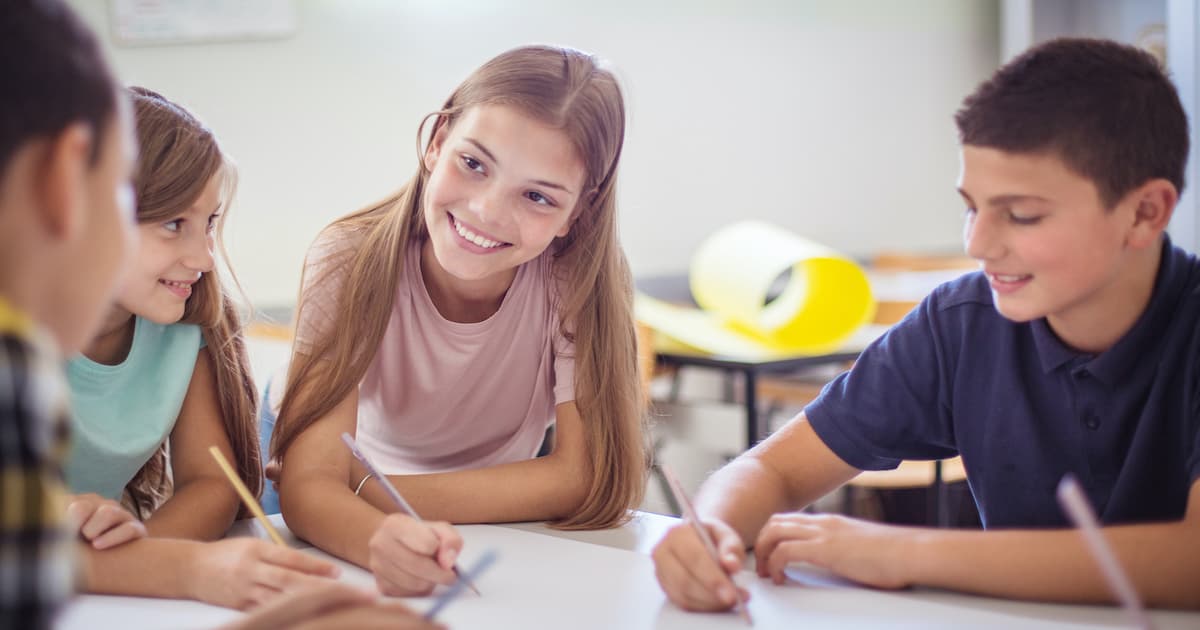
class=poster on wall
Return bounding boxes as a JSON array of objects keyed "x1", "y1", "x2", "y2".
[{"x1": 109, "y1": 0, "x2": 298, "y2": 46}]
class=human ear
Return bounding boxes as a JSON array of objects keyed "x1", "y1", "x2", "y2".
[
  {"x1": 1126, "y1": 178, "x2": 1177, "y2": 249},
  {"x1": 36, "y1": 123, "x2": 93, "y2": 241},
  {"x1": 423, "y1": 118, "x2": 450, "y2": 172}
]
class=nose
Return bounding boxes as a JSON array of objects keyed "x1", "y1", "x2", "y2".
[
  {"x1": 469, "y1": 181, "x2": 509, "y2": 228},
  {"x1": 963, "y1": 210, "x2": 1003, "y2": 263},
  {"x1": 183, "y1": 228, "x2": 216, "y2": 273}
]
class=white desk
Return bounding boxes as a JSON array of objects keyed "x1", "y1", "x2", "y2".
[{"x1": 58, "y1": 512, "x2": 1200, "y2": 629}]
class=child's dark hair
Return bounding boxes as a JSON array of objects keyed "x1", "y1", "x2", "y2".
[
  {"x1": 0, "y1": 0, "x2": 119, "y2": 174},
  {"x1": 955, "y1": 37, "x2": 1189, "y2": 208}
]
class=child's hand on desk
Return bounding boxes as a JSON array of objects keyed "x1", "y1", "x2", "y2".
[
  {"x1": 368, "y1": 513, "x2": 463, "y2": 596},
  {"x1": 651, "y1": 518, "x2": 748, "y2": 612},
  {"x1": 187, "y1": 538, "x2": 342, "y2": 610},
  {"x1": 221, "y1": 582, "x2": 444, "y2": 630},
  {"x1": 754, "y1": 512, "x2": 912, "y2": 589},
  {"x1": 66, "y1": 493, "x2": 146, "y2": 550}
]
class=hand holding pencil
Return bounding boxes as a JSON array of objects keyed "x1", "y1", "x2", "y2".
[
  {"x1": 202, "y1": 446, "x2": 343, "y2": 610},
  {"x1": 342, "y1": 433, "x2": 480, "y2": 598},
  {"x1": 652, "y1": 465, "x2": 753, "y2": 624}
]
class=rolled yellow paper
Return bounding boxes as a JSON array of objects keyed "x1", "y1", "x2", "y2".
[{"x1": 636, "y1": 221, "x2": 875, "y2": 359}]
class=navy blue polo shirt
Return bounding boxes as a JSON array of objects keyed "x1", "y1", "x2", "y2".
[{"x1": 805, "y1": 237, "x2": 1200, "y2": 529}]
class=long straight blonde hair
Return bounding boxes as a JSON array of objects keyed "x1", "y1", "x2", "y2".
[
  {"x1": 125, "y1": 86, "x2": 261, "y2": 517},
  {"x1": 272, "y1": 45, "x2": 648, "y2": 529}
]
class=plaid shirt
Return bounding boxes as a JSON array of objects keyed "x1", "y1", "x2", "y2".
[{"x1": 0, "y1": 297, "x2": 74, "y2": 629}]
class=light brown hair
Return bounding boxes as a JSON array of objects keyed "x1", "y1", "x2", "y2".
[
  {"x1": 124, "y1": 86, "x2": 261, "y2": 517},
  {"x1": 272, "y1": 45, "x2": 648, "y2": 529}
]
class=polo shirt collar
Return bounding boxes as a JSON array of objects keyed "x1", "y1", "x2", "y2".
[
  {"x1": 1089, "y1": 236, "x2": 1184, "y2": 386},
  {"x1": 1032, "y1": 317, "x2": 1079, "y2": 374},
  {"x1": 1030, "y1": 236, "x2": 1183, "y2": 382}
]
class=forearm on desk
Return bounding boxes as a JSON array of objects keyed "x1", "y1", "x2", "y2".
[
  {"x1": 360, "y1": 452, "x2": 590, "y2": 524},
  {"x1": 78, "y1": 538, "x2": 200, "y2": 599},
  {"x1": 279, "y1": 474, "x2": 386, "y2": 568},
  {"x1": 905, "y1": 520, "x2": 1200, "y2": 608},
  {"x1": 694, "y1": 457, "x2": 796, "y2": 547},
  {"x1": 696, "y1": 415, "x2": 860, "y2": 547}
]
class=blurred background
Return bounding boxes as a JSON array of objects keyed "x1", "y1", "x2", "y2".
[
  {"x1": 66, "y1": 0, "x2": 1200, "y2": 519},
  {"x1": 67, "y1": 0, "x2": 1197, "y2": 309}
]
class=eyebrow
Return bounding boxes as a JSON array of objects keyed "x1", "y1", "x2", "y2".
[
  {"x1": 187, "y1": 201, "x2": 222, "y2": 217},
  {"x1": 465, "y1": 138, "x2": 575, "y2": 194},
  {"x1": 957, "y1": 190, "x2": 1050, "y2": 207}
]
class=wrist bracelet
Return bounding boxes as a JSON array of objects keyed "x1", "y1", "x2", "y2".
[{"x1": 354, "y1": 473, "x2": 372, "y2": 496}]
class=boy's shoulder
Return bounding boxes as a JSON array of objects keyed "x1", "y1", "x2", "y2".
[
  {"x1": 925, "y1": 270, "x2": 996, "y2": 316},
  {"x1": 0, "y1": 301, "x2": 72, "y2": 504},
  {"x1": 0, "y1": 328, "x2": 75, "y2": 625},
  {"x1": 1167, "y1": 243, "x2": 1200, "y2": 330}
]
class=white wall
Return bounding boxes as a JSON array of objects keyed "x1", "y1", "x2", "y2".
[
  {"x1": 1168, "y1": 0, "x2": 1198, "y2": 253},
  {"x1": 68, "y1": 0, "x2": 1000, "y2": 307}
]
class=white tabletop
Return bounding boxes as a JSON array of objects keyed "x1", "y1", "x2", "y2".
[{"x1": 57, "y1": 511, "x2": 1200, "y2": 629}]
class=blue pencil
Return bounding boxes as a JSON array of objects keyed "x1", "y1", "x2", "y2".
[{"x1": 423, "y1": 549, "x2": 498, "y2": 621}]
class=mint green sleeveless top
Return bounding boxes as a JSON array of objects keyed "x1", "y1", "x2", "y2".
[{"x1": 65, "y1": 317, "x2": 201, "y2": 500}]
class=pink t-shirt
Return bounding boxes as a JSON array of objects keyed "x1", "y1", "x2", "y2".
[{"x1": 290, "y1": 227, "x2": 575, "y2": 474}]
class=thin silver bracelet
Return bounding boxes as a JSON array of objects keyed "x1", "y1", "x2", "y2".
[{"x1": 354, "y1": 473, "x2": 372, "y2": 496}]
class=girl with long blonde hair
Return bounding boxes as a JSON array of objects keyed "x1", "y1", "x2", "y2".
[
  {"x1": 65, "y1": 87, "x2": 346, "y2": 610},
  {"x1": 266, "y1": 44, "x2": 649, "y2": 595}
]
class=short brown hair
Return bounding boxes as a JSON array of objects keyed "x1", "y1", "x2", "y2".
[{"x1": 956, "y1": 38, "x2": 1189, "y2": 207}]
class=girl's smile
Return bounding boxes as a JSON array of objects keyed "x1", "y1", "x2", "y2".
[
  {"x1": 158, "y1": 277, "x2": 198, "y2": 299},
  {"x1": 448, "y1": 212, "x2": 512, "y2": 252}
]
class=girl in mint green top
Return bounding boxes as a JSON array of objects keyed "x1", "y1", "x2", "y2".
[
  {"x1": 65, "y1": 88, "x2": 262, "y2": 536},
  {"x1": 60, "y1": 88, "x2": 341, "y2": 612},
  {"x1": 66, "y1": 317, "x2": 201, "y2": 501},
  {"x1": 56, "y1": 89, "x2": 354, "y2": 615}
]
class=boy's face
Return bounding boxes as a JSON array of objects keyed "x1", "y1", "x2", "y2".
[
  {"x1": 64, "y1": 105, "x2": 139, "y2": 352},
  {"x1": 957, "y1": 146, "x2": 1137, "y2": 327}
]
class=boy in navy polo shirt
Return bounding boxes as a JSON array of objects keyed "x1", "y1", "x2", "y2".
[{"x1": 652, "y1": 37, "x2": 1200, "y2": 610}]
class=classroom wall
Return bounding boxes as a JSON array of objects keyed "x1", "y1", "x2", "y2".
[{"x1": 67, "y1": 0, "x2": 1001, "y2": 307}]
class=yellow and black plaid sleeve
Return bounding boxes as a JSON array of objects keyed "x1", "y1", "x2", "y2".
[{"x1": 0, "y1": 332, "x2": 74, "y2": 630}]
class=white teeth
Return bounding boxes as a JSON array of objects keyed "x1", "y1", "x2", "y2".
[
  {"x1": 993, "y1": 274, "x2": 1027, "y2": 282},
  {"x1": 453, "y1": 216, "x2": 504, "y2": 249}
]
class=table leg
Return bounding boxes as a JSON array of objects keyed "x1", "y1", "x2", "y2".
[
  {"x1": 745, "y1": 369, "x2": 761, "y2": 448},
  {"x1": 929, "y1": 459, "x2": 946, "y2": 527}
]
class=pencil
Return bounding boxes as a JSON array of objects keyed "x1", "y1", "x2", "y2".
[
  {"x1": 423, "y1": 548, "x2": 498, "y2": 621},
  {"x1": 660, "y1": 464, "x2": 753, "y2": 625},
  {"x1": 1057, "y1": 475, "x2": 1152, "y2": 630},
  {"x1": 209, "y1": 446, "x2": 286, "y2": 547},
  {"x1": 340, "y1": 432, "x2": 481, "y2": 596}
]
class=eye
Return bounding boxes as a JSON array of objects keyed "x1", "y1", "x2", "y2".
[
  {"x1": 163, "y1": 219, "x2": 183, "y2": 233},
  {"x1": 207, "y1": 213, "x2": 221, "y2": 233},
  {"x1": 461, "y1": 155, "x2": 484, "y2": 173},
  {"x1": 1008, "y1": 211, "x2": 1042, "y2": 226},
  {"x1": 525, "y1": 191, "x2": 554, "y2": 206}
]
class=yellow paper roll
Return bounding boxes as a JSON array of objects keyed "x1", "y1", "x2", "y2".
[{"x1": 636, "y1": 221, "x2": 875, "y2": 359}]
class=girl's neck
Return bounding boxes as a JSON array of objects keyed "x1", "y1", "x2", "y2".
[
  {"x1": 83, "y1": 307, "x2": 136, "y2": 365},
  {"x1": 419, "y1": 240, "x2": 517, "y2": 324}
]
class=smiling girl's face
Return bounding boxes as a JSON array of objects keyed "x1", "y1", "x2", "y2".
[
  {"x1": 420, "y1": 104, "x2": 586, "y2": 297},
  {"x1": 114, "y1": 170, "x2": 221, "y2": 325}
]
